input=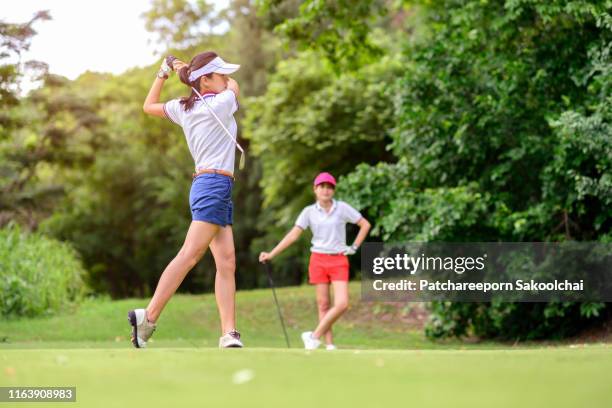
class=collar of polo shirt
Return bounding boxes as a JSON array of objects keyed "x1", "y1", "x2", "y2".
[{"x1": 316, "y1": 199, "x2": 337, "y2": 213}]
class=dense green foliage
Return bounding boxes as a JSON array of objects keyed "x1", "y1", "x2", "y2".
[
  {"x1": 336, "y1": 1, "x2": 612, "y2": 340},
  {"x1": 0, "y1": 10, "x2": 50, "y2": 140},
  {"x1": 0, "y1": 11, "x2": 53, "y2": 227},
  {"x1": 257, "y1": 0, "x2": 387, "y2": 69},
  {"x1": 0, "y1": 224, "x2": 87, "y2": 317}
]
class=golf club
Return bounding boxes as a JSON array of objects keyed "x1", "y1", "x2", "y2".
[{"x1": 264, "y1": 262, "x2": 291, "y2": 348}]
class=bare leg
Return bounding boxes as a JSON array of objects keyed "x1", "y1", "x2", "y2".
[
  {"x1": 315, "y1": 284, "x2": 333, "y2": 345},
  {"x1": 146, "y1": 221, "x2": 220, "y2": 322},
  {"x1": 209, "y1": 225, "x2": 237, "y2": 335},
  {"x1": 312, "y1": 281, "x2": 349, "y2": 339}
]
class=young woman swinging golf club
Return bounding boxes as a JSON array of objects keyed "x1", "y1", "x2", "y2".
[
  {"x1": 128, "y1": 51, "x2": 245, "y2": 348},
  {"x1": 259, "y1": 172, "x2": 371, "y2": 350}
]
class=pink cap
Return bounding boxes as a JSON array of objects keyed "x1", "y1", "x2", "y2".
[{"x1": 314, "y1": 172, "x2": 336, "y2": 187}]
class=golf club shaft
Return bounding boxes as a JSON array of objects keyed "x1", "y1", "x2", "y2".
[
  {"x1": 190, "y1": 86, "x2": 246, "y2": 170},
  {"x1": 265, "y1": 262, "x2": 291, "y2": 348}
]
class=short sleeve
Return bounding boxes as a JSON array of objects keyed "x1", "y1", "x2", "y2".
[
  {"x1": 340, "y1": 201, "x2": 362, "y2": 224},
  {"x1": 163, "y1": 98, "x2": 183, "y2": 126},
  {"x1": 207, "y1": 89, "x2": 238, "y2": 118},
  {"x1": 295, "y1": 207, "x2": 310, "y2": 230}
]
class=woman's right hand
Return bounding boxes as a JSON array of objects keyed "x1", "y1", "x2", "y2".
[
  {"x1": 172, "y1": 60, "x2": 188, "y2": 72},
  {"x1": 259, "y1": 252, "x2": 273, "y2": 263}
]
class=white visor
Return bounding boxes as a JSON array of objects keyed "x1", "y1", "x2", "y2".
[{"x1": 188, "y1": 56, "x2": 240, "y2": 82}]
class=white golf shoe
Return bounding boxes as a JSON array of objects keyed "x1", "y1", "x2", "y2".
[
  {"x1": 219, "y1": 330, "x2": 244, "y2": 348},
  {"x1": 326, "y1": 344, "x2": 337, "y2": 351},
  {"x1": 301, "y1": 331, "x2": 321, "y2": 350},
  {"x1": 127, "y1": 309, "x2": 157, "y2": 348}
]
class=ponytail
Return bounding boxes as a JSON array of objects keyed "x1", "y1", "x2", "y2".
[
  {"x1": 178, "y1": 66, "x2": 199, "y2": 111},
  {"x1": 178, "y1": 51, "x2": 217, "y2": 112}
]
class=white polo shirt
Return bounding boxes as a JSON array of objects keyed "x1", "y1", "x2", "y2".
[
  {"x1": 295, "y1": 199, "x2": 363, "y2": 254},
  {"x1": 164, "y1": 89, "x2": 238, "y2": 173}
]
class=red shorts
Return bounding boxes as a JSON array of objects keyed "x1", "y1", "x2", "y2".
[{"x1": 308, "y1": 252, "x2": 349, "y2": 284}]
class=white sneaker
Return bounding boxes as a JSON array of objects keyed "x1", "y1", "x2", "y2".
[
  {"x1": 326, "y1": 344, "x2": 337, "y2": 351},
  {"x1": 301, "y1": 331, "x2": 321, "y2": 350},
  {"x1": 127, "y1": 309, "x2": 156, "y2": 348},
  {"x1": 219, "y1": 330, "x2": 243, "y2": 348}
]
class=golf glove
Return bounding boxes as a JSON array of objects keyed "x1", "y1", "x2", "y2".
[
  {"x1": 343, "y1": 245, "x2": 358, "y2": 256},
  {"x1": 157, "y1": 59, "x2": 172, "y2": 79}
]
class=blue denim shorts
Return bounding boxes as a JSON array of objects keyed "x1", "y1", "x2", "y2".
[{"x1": 189, "y1": 173, "x2": 233, "y2": 226}]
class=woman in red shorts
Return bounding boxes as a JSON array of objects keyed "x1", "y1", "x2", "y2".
[{"x1": 259, "y1": 172, "x2": 371, "y2": 349}]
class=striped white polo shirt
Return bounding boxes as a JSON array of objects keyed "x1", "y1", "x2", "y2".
[
  {"x1": 295, "y1": 199, "x2": 363, "y2": 254},
  {"x1": 164, "y1": 89, "x2": 238, "y2": 173}
]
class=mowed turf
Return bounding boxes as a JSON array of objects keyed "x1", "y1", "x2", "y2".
[
  {"x1": 2, "y1": 347, "x2": 611, "y2": 408},
  {"x1": 1, "y1": 284, "x2": 611, "y2": 407}
]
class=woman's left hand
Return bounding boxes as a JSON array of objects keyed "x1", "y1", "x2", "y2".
[
  {"x1": 259, "y1": 252, "x2": 273, "y2": 263},
  {"x1": 343, "y1": 245, "x2": 357, "y2": 256}
]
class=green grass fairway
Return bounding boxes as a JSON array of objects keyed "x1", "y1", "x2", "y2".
[
  {"x1": 1, "y1": 283, "x2": 611, "y2": 407},
  {"x1": 0, "y1": 283, "x2": 449, "y2": 350},
  {"x1": 2, "y1": 347, "x2": 611, "y2": 408}
]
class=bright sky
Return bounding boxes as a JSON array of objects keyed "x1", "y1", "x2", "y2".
[{"x1": 4, "y1": 0, "x2": 228, "y2": 81}]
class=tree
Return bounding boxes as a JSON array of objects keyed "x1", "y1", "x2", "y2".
[
  {"x1": 256, "y1": 0, "x2": 388, "y2": 70},
  {"x1": 0, "y1": 11, "x2": 64, "y2": 228},
  {"x1": 0, "y1": 10, "x2": 50, "y2": 139},
  {"x1": 337, "y1": 1, "x2": 611, "y2": 340},
  {"x1": 143, "y1": 0, "x2": 220, "y2": 50}
]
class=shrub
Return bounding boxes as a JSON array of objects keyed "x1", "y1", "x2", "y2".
[
  {"x1": 0, "y1": 224, "x2": 88, "y2": 317},
  {"x1": 425, "y1": 301, "x2": 607, "y2": 341}
]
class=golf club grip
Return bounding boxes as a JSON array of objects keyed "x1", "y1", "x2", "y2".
[{"x1": 165, "y1": 55, "x2": 177, "y2": 71}]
